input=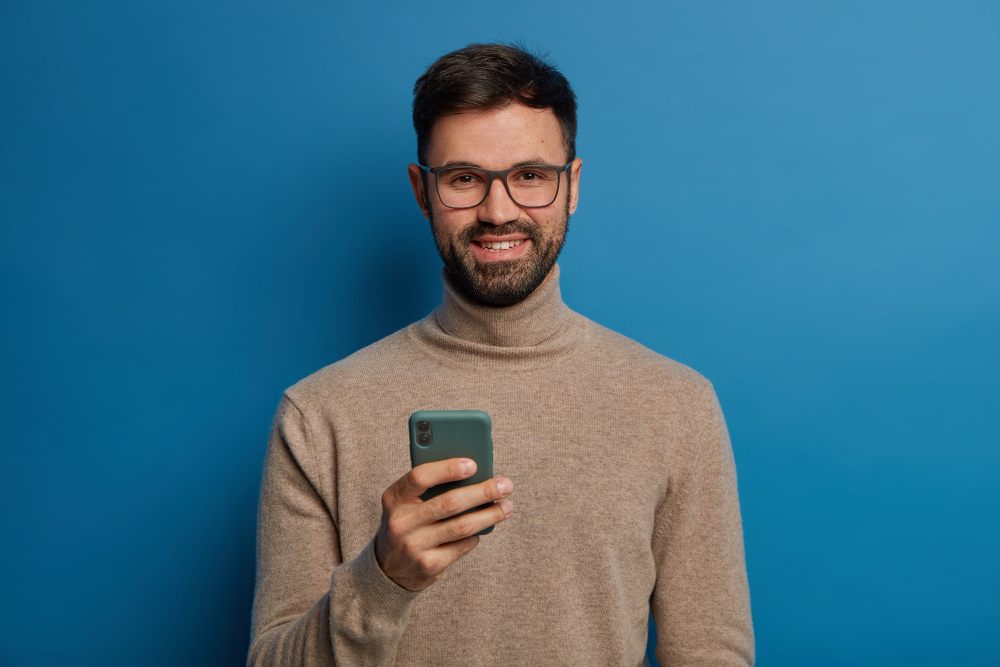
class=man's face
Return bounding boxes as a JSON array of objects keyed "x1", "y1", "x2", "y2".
[{"x1": 408, "y1": 103, "x2": 582, "y2": 306}]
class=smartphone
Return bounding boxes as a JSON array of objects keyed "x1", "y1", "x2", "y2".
[{"x1": 408, "y1": 409, "x2": 495, "y2": 535}]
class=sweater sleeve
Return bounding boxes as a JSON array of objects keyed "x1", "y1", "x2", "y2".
[
  {"x1": 247, "y1": 394, "x2": 421, "y2": 666},
  {"x1": 650, "y1": 383, "x2": 754, "y2": 666}
]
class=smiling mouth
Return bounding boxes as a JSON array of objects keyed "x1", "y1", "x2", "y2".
[{"x1": 475, "y1": 239, "x2": 527, "y2": 252}]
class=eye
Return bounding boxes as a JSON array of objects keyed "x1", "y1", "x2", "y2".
[
  {"x1": 443, "y1": 170, "x2": 485, "y2": 188},
  {"x1": 511, "y1": 167, "x2": 556, "y2": 186}
]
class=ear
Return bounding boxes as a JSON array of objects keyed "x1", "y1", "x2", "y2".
[
  {"x1": 408, "y1": 163, "x2": 432, "y2": 221},
  {"x1": 568, "y1": 157, "x2": 583, "y2": 216}
]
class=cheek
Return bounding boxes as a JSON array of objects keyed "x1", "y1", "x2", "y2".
[
  {"x1": 532, "y1": 210, "x2": 565, "y2": 232},
  {"x1": 431, "y1": 208, "x2": 475, "y2": 239}
]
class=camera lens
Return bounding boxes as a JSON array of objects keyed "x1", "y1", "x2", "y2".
[
  {"x1": 416, "y1": 421, "x2": 430, "y2": 433},
  {"x1": 417, "y1": 433, "x2": 431, "y2": 446}
]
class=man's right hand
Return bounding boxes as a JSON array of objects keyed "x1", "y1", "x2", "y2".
[{"x1": 374, "y1": 458, "x2": 514, "y2": 592}]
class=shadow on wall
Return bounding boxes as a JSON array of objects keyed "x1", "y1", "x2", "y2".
[
  {"x1": 144, "y1": 447, "x2": 262, "y2": 666},
  {"x1": 326, "y1": 158, "x2": 443, "y2": 357},
  {"x1": 344, "y1": 234, "x2": 442, "y2": 354},
  {"x1": 192, "y1": 481, "x2": 260, "y2": 666}
]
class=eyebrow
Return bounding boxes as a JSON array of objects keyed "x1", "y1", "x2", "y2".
[{"x1": 440, "y1": 158, "x2": 555, "y2": 169}]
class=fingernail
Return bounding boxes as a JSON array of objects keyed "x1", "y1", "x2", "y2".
[
  {"x1": 500, "y1": 498, "x2": 513, "y2": 516},
  {"x1": 460, "y1": 460, "x2": 475, "y2": 475},
  {"x1": 496, "y1": 478, "x2": 512, "y2": 495}
]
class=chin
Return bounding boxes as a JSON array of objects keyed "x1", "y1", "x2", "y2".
[{"x1": 452, "y1": 249, "x2": 557, "y2": 306}]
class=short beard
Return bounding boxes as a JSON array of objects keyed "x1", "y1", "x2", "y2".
[{"x1": 429, "y1": 193, "x2": 570, "y2": 307}]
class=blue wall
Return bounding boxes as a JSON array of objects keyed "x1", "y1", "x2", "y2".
[{"x1": 2, "y1": 2, "x2": 997, "y2": 665}]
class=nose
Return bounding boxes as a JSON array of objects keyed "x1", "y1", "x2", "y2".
[{"x1": 477, "y1": 175, "x2": 521, "y2": 225}]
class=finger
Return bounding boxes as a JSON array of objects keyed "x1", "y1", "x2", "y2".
[
  {"x1": 437, "y1": 534, "x2": 481, "y2": 563},
  {"x1": 423, "y1": 497, "x2": 513, "y2": 549},
  {"x1": 417, "y1": 534, "x2": 482, "y2": 578},
  {"x1": 393, "y1": 458, "x2": 476, "y2": 504},
  {"x1": 420, "y1": 476, "x2": 513, "y2": 524}
]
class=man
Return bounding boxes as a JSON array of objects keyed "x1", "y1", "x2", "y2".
[{"x1": 248, "y1": 43, "x2": 753, "y2": 666}]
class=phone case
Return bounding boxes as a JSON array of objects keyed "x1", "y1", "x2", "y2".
[{"x1": 409, "y1": 409, "x2": 495, "y2": 535}]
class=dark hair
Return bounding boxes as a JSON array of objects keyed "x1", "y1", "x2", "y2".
[{"x1": 412, "y1": 43, "x2": 577, "y2": 165}]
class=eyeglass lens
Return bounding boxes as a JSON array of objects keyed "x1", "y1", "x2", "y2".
[{"x1": 436, "y1": 166, "x2": 561, "y2": 208}]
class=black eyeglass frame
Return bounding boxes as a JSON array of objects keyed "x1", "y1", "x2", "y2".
[{"x1": 417, "y1": 162, "x2": 573, "y2": 209}]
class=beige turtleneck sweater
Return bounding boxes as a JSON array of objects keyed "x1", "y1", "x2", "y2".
[{"x1": 247, "y1": 264, "x2": 754, "y2": 666}]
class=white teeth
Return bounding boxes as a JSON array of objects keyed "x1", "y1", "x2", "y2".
[{"x1": 478, "y1": 239, "x2": 525, "y2": 251}]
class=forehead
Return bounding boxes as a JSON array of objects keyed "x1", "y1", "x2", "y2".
[{"x1": 425, "y1": 103, "x2": 566, "y2": 168}]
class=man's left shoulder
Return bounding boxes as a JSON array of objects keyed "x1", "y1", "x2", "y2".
[{"x1": 579, "y1": 315, "x2": 715, "y2": 397}]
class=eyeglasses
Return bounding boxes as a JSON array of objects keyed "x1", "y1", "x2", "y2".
[{"x1": 418, "y1": 162, "x2": 572, "y2": 209}]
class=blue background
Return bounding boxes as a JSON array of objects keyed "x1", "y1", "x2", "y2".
[{"x1": 2, "y1": 1, "x2": 997, "y2": 665}]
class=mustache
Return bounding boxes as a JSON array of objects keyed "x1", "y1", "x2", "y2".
[{"x1": 457, "y1": 220, "x2": 539, "y2": 245}]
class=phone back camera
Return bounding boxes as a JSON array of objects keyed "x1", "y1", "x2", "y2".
[
  {"x1": 416, "y1": 421, "x2": 431, "y2": 433},
  {"x1": 417, "y1": 433, "x2": 431, "y2": 446}
]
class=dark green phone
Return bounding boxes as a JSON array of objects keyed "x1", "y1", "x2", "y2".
[{"x1": 408, "y1": 409, "x2": 495, "y2": 536}]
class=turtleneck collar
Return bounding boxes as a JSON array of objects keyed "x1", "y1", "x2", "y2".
[
  {"x1": 434, "y1": 263, "x2": 567, "y2": 347},
  {"x1": 408, "y1": 263, "x2": 589, "y2": 369}
]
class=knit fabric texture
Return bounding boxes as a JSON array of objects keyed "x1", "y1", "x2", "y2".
[{"x1": 247, "y1": 264, "x2": 754, "y2": 666}]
